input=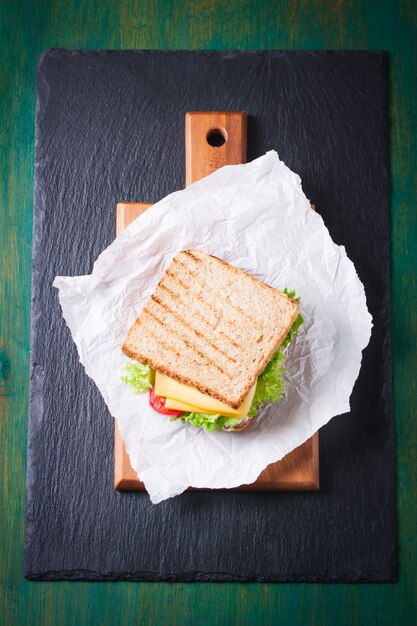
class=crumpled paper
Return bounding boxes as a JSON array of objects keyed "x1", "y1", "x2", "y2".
[{"x1": 53, "y1": 151, "x2": 372, "y2": 503}]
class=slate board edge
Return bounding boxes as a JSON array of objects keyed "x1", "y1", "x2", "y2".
[
  {"x1": 24, "y1": 52, "x2": 50, "y2": 578},
  {"x1": 25, "y1": 571, "x2": 397, "y2": 583}
]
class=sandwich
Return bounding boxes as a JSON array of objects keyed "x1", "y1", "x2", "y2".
[{"x1": 121, "y1": 250, "x2": 303, "y2": 432}]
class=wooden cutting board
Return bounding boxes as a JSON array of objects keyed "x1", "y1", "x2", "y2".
[{"x1": 115, "y1": 111, "x2": 319, "y2": 491}]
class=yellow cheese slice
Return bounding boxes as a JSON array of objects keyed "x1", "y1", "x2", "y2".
[
  {"x1": 155, "y1": 371, "x2": 256, "y2": 418},
  {"x1": 164, "y1": 390, "x2": 255, "y2": 418},
  {"x1": 164, "y1": 397, "x2": 215, "y2": 414}
]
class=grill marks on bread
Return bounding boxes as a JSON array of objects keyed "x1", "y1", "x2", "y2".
[
  {"x1": 159, "y1": 270, "x2": 243, "y2": 350},
  {"x1": 147, "y1": 294, "x2": 237, "y2": 369},
  {"x1": 142, "y1": 307, "x2": 234, "y2": 380},
  {"x1": 173, "y1": 253, "x2": 264, "y2": 331},
  {"x1": 122, "y1": 250, "x2": 300, "y2": 408}
]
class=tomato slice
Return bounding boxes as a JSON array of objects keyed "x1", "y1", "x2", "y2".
[{"x1": 149, "y1": 386, "x2": 184, "y2": 417}]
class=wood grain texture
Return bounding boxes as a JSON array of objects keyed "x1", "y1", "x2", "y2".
[
  {"x1": 185, "y1": 112, "x2": 247, "y2": 185},
  {"x1": 114, "y1": 204, "x2": 150, "y2": 491},
  {"x1": 1, "y1": 2, "x2": 416, "y2": 626},
  {"x1": 114, "y1": 201, "x2": 319, "y2": 492}
]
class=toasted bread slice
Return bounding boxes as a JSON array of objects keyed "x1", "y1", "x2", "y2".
[{"x1": 122, "y1": 250, "x2": 300, "y2": 409}]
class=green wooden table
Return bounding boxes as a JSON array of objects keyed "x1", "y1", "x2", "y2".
[{"x1": 1, "y1": 1, "x2": 416, "y2": 624}]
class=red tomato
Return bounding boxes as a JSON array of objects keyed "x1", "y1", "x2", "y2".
[{"x1": 149, "y1": 386, "x2": 184, "y2": 417}]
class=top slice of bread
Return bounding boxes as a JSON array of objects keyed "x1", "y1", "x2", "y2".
[{"x1": 122, "y1": 250, "x2": 300, "y2": 409}]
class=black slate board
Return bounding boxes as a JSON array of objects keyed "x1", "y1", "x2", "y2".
[{"x1": 25, "y1": 49, "x2": 396, "y2": 582}]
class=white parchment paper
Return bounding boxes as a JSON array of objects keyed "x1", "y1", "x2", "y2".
[{"x1": 54, "y1": 151, "x2": 372, "y2": 503}]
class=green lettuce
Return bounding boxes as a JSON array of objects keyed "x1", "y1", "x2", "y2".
[
  {"x1": 121, "y1": 359, "x2": 154, "y2": 393},
  {"x1": 281, "y1": 288, "x2": 304, "y2": 349},
  {"x1": 247, "y1": 347, "x2": 286, "y2": 418},
  {"x1": 175, "y1": 413, "x2": 243, "y2": 432}
]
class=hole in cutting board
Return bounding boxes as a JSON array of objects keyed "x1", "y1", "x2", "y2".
[{"x1": 206, "y1": 127, "x2": 228, "y2": 147}]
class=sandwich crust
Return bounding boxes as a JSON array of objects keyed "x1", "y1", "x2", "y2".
[
  {"x1": 229, "y1": 417, "x2": 255, "y2": 432},
  {"x1": 122, "y1": 250, "x2": 299, "y2": 409}
]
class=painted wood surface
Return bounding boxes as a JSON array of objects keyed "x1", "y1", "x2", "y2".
[{"x1": 1, "y1": 0, "x2": 416, "y2": 624}]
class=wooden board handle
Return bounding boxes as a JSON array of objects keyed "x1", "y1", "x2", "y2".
[{"x1": 185, "y1": 112, "x2": 247, "y2": 186}]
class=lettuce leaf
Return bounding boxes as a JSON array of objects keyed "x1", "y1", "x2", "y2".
[
  {"x1": 121, "y1": 359, "x2": 155, "y2": 394},
  {"x1": 281, "y1": 288, "x2": 304, "y2": 349},
  {"x1": 247, "y1": 347, "x2": 286, "y2": 418},
  {"x1": 175, "y1": 413, "x2": 243, "y2": 432}
]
